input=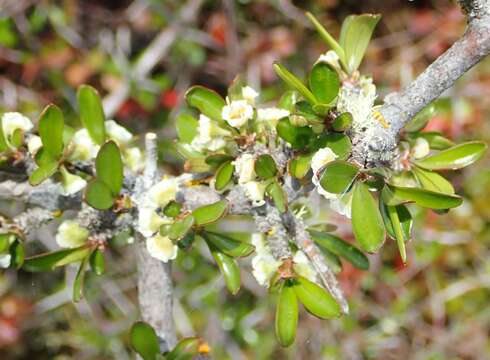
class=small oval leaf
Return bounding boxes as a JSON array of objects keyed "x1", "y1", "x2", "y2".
[
  {"x1": 77, "y1": 85, "x2": 106, "y2": 145},
  {"x1": 29, "y1": 161, "x2": 59, "y2": 186},
  {"x1": 96, "y1": 141, "x2": 123, "y2": 195},
  {"x1": 85, "y1": 179, "x2": 115, "y2": 210},
  {"x1": 202, "y1": 231, "x2": 254, "y2": 258},
  {"x1": 215, "y1": 161, "x2": 234, "y2": 191},
  {"x1": 185, "y1": 85, "x2": 225, "y2": 121},
  {"x1": 414, "y1": 141, "x2": 487, "y2": 170},
  {"x1": 176, "y1": 113, "x2": 199, "y2": 143},
  {"x1": 130, "y1": 321, "x2": 160, "y2": 360},
  {"x1": 255, "y1": 154, "x2": 277, "y2": 180},
  {"x1": 293, "y1": 276, "x2": 341, "y2": 319},
  {"x1": 275, "y1": 281, "x2": 298, "y2": 347},
  {"x1": 167, "y1": 215, "x2": 195, "y2": 241},
  {"x1": 382, "y1": 184, "x2": 463, "y2": 209},
  {"x1": 192, "y1": 200, "x2": 228, "y2": 226},
  {"x1": 89, "y1": 248, "x2": 105, "y2": 275},
  {"x1": 210, "y1": 248, "x2": 241, "y2": 295},
  {"x1": 309, "y1": 62, "x2": 340, "y2": 105},
  {"x1": 23, "y1": 246, "x2": 90, "y2": 272},
  {"x1": 411, "y1": 166, "x2": 454, "y2": 194},
  {"x1": 332, "y1": 112, "x2": 353, "y2": 132},
  {"x1": 38, "y1": 104, "x2": 64, "y2": 158},
  {"x1": 266, "y1": 180, "x2": 287, "y2": 213},
  {"x1": 319, "y1": 160, "x2": 358, "y2": 194},
  {"x1": 73, "y1": 257, "x2": 88, "y2": 302}
]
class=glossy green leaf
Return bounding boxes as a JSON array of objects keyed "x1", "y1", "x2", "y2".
[
  {"x1": 318, "y1": 247, "x2": 342, "y2": 273},
  {"x1": 185, "y1": 85, "x2": 225, "y2": 121},
  {"x1": 414, "y1": 141, "x2": 487, "y2": 170},
  {"x1": 23, "y1": 245, "x2": 90, "y2": 272},
  {"x1": 89, "y1": 248, "x2": 105, "y2": 275},
  {"x1": 29, "y1": 160, "x2": 58, "y2": 186},
  {"x1": 85, "y1": 179, "x2": 114, "y2": 210},
  {"x1": 73, "y1": 257, "x2": 88, "y2": 302},
  {"x1": 309, "y1": 62, "x2": 340, "y2": 105},
  {"x1": 192, "y1": 200, "x2": 228, "y2": 226},
  {"x1": 130, "y1": 321, "x2": 160, "y2": 360},
  {"x1": 10, "y1": 128, "x2": 23, "y2": 148},
  {"x1": 412, "y1": 166, "x2": 454, "y2": 194},
  {"x1": 77, "y1": 85, "x2": 106, "y2": 145},
  {"x1": 382, "y1": 184, "x2": 463, "y2": 209},
  {"x1": 379, "y1": 201, "x2": 412, "y2": 242},
  {"x1": 38, "y1": 104, "x2": 64, "y2": 158},
  {"x1": 255, "y1": 154, "x2": 277, "y2": 179},
  {"x1": 309, "y1": 230, "x2": 369, "y2": 270},
  {"x1": 293, "y1": 276, "x2": 341, "y2": 319},
  {"x1": 289, "y1": 154, "x2": 312, "y2": 179},
  {"x1": 332, "y1": 112, "x2": 353, "y2": 132},
  {"x1": 163, "y1": 201, "x2": 182, "y2": 218},
  {"x1": 215, "y1": 161, "x2": 234, "y2": 191},
  {"x1": 276, "y1": 118, "x2": 314, "y2": 150},
  {"x1": 408, "y1": 131, "x2": 454, "y2": 150},
  {"x1": 96, "y1": 141, "x2": 123, "y2": 195},
  {"x1": 275, "y1": 281, "x2": 298, "y2": 347},
  {"x1": 266, "y1": 180, "x2": 287, "y2": 213},
  {"x1": 34, "y1": 147, "x2": 57, "y2": 166},
  {"x1": 312, "y1": 132, "x2": 352, "y2": 159},
  {"x1": 339, "y1": 14, "x2": 381, "y2": 74},
  {"x1": 210, "y1": 248, "x2": 240, "y2": 295},
  {"x1": 386, "y1": 204, "x2": 407, "y2": 263},
  {"x1": 167, "y1": 215, "x2": 195, "y2": 241},
  {"x1": 202, "y1": 231, "x2": 254, "y2": 258},
  {"x1": 278, "y1": 90, "x2": 298, "y2": 112},
  {"x1": 405, "y1": 103, "x2": 436, "y2": 132},
  {"x1": 352, "y1": 182, "x2": 385, "y2": 253},
  {"x1": 205, "y1": 154, "x2": 234, "y2": 167},
  {"x1": 273, "y1": 63, "x2": 317, "y2": 105},
  {"x1": 319, "y1": 160, "x2": 358, "y2": 194},
  {"x1": 305, "y1": 12, "x2": 346, "y2": 66},
  {"x1": 176, "y1": 113, "x2": 199, "y2": 143}
]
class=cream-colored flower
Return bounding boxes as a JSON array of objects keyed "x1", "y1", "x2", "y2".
[
  {"x1": 190, "y1": 114, "x2": 229, "y2": 152},
  {"x1": 124, "y1": 147, "x2": 145, "y2": 173},
  {"x1": 251, "y1": 233, "x2": 281, "y2": 287},
  {"x1": 234, "y1": 154, "x2": 256, "y2": 184},
  {"x1": 1, "y1": 112, "x2": 33, "y2": 148},
  {"x1": 242, "y1": 181, "x2": 267, "y2": 207},
  {"x1": 138, "y1": 206, "x2": 169, "y2": 237},
  {"x1": 316, "y1": 50, "x2": 341, "y2": 70},
  {"x1": 105, "y1": 120, "x2": 133, "y2": 146},
  {"x1": 147, "y1": 177, "x2": 179, "y2": 208},
  {"x1": 412, "y1": 137, "x2": 430, "y2": 159},
  {"x1": 256, "y1": 108, "x2": 290, "y2": 128},
  {"x1": 0, "y1": 254, "x2": 11, "y2": 268},
  {"x1": 242, "y1": 86, "x2": 259, "y2": 105},
  {"x1": 60, "y1": 166, "x2": 87, "y2": 195},
  {"x1": 222, "y1": 99, "x2": 254, "y2": 128},
  {"x1": 56, "y1": 220, "x2": 89, "y2": 248},
  {"x1": 68, "y1": 128, "x2": 100, "y2": 161},
  {"x1": 27, "y1": 135, "x2": 43, "y2": 155},
  {"x1": 293, "y1": 251, "x2": 317, "y2": 283},
  {"x1": 146, "y1": 233, "x2": 178, "y2": 262}
]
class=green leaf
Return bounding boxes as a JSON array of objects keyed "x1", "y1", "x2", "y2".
[
  {"x1": 255, "y1": 154, "x2": 277, "y2": 179},
  {"x1": 276, "y1": 118, "x2": 314, "y2": 150},
  {"x1": 210, "y1": 247, "x2": 241, "y2": 295},
  {"x1": 205, "y1": 154, "x2": 234, "y2": 167},
  {"x1": 382, "y1": 184, "x2": 463, "y2": 209},
  {"x1": 278, "y1": 90, "x2": 298, "y2": 112},
  {"x1": 9, "y1": 241, "x2": 24, "y2": 269},
  {"x1": 0, "y1": 234, "x2": 11, "y2": 253},
  {"x1": 309, "y1": 62, "x2": 340, "y2": 105},
  {"x1": 166, "y1": 337, "x2": 201, "y2": 360},
  {"x1": 319, "y1": 160, "x2": 358, "y2": 194},
  {"x1": 386, "y1": 204, "x2": 407, "y2": 263},
  {"x1": 412, "y1": 166, "x2": 454, "y2": 194},
  {"x1": 405, "y1": 103, "x2": 436, "y2": 132},
  {"x1": 202, "y1": 231, "x2": 254, "y2": 258},
  {"x1": 312, "y1": 132, "x2": 352, "y2": 159},
  {"x1": 77, "y1": 85, "x2": 106, "y2": 145},
  {"x1": 185, "y1": 85, "x2": 225, "y2": 121},
  {"x1": 332, "y1": 112, "x2": 353, "y2": 132},
  {"x1": 29, "y1": 160, "x2": 58, "y2": 186},
  {"x1": 266, "y1": 180, "x2": 287, "y2": 213},
  {"x1": 23, "y1": 246, "x2": 90, "y2": 272},
  {"x1": 379, "y1": 201, "x2": 412, "y2": 242},
  {"x1": 309, "y1": 230, "x2": 369, "y2": 270},
  {"x1": 176, "y1": 113, "x2": 199, "y2": 143},
  {"x1": 130, "y1": 321, "x2": 160, "y2": 360},
  {"x1": 85, "y1": 179, "x2": 115, "y2": 210},
  {"x1": 0, "y1": 116, "x2": 9, "y2": 152},
  {"x1": 352, "y1": 182, "x2": 385, "y2": 253},
  {"x1": 73, "y1": 257, "x2": 88, "y2": 302},
  {"x1": 407, "y1": 131, "x2": 454, "y2": 150},
  {"x1": 305, "y1": 12, "x2": 346, "y2": 66},
  {"x1": 414, "y1": 141, "x2": 487, "y2": 170},
  {"x1": 167, "y1": 215, "x2": 195, "y2": 241},
  {"x1": 215, "y1": 161, "x2": 234, "y2": 191},
  {"x1": 293, "y1": 276, "x2": 341, "y2": 319},
  {"x1": 289, "y1": 154, "x2": 312, "y2": 179},
  {"x1": 275, "y1": 281, "x2": 298, "y2": 347},
  {"x1": 34, "y1": 147, "x2": 57, "y2": 166},
  {"x1": 163, "y1": 201, "x2": 182, "y2": 218},
  {"x1": 318, "y1": 247, "x2": 342, "y2": 273},
  {"x1": 273, "y1": 63, "x2": 317, "y2": 105},
  {"x1": 89, "y1": 248, "x2": 105, "y2": 275},
  {"x1": 96, "y1": 141, "x2": 123, "y2": 195},
  {"x1": 38, "y1": 104, "x2": 64, "y2": 159},
  {"x1": 192, "y1": 200, "x2": 228, "y2": 226},
  {"x1": 339, "y1": 14, "x2": 381, "y2": 74},
  {"x1": 10, "y1": 128, "x2": 23, "y2": 148}
]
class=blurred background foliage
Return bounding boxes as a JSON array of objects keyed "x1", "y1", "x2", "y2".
[{"x1": 0, "y1": 0, "x2": 489, "y2": 359}]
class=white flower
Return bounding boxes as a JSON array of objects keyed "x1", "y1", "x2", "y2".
[
  {"x1": 256, "y1": 108, "x2": 290, "y2": 128},
  {"x1": 316, "y1": 50, "x2": 341, "y2": 69},
  {"x1": 243, "y1": 181, "x2": 267, "y2": 207},
  {"x1": 0, "y1": 254, "x2": 11, "y2": 268},
  {"x1": 190, "y1": 114, "x2": 229, "y2": 152},
  {"x1": 147, "y1": 177, "x2": 179, "y2": 208},
  {"x1": 146, "y1": 234, "x2": 178, "y2": 262},
  {"x1": 222, "y1": 99, "x2": 254, "y2": 128},
  {"x1": 234, "y1": 153, "x2": 256, "y2": 184},
  {"x1": 1, "y1": 112, "x2": 33, "y2": 147},
  {"x1": 27, "y1": 135, "x2": 42, "y2": 155},
  {"x1": 252, "y1": 253, "x2": 281, "y2": 287},
  {"x1": 138, "y1": 206, "x2": 169, "y2": 237},
  {"x1": 329, "y1": 192, "x2": 353, "y2": 218},
  {"x1": 124, "y1": 147, "x2": 145, "y2": 172},
  {"x1": 242, "y1": 86, "x2": 259, "y2": 105},
  {"x1": 56, "y1": 220, "x2": 89, "y2": 248},
  {"x1": 60, "y1": 166, "x2": 87, "y2": 195},
  {"x1": 412, "y1": 137, "x2": 430, "y2": 159},
  {"x1": 105, "y1": 120, "x2": 133, "y2": 146},
  {"x1": 68, "y1": 128, "x2": 100, "y2": 161},
  {"x1": 311, "y1": 147, "x2": 338, "y2": 195},
  {"x1": 293, "y1": 251, "x2": 317, "y2": 283}
]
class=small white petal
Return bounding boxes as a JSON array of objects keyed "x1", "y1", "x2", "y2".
[
  {"x1": 146, "y1": 234, "x2": 178, "y2": 262},
  {"x1": 147, "y1": 177, "x2": 179, "y2": 208},
  {"x1": 69, "y1": 129, "x2": 100, "y2": 161},
  {"x1": 60, "y1": 167, "x2": 87, "y2": 195},
  {"x1": 256, "y1": 108, "x2": 289, "y2": 128},
  {"x1": 124, "y1": 147, "x2": 145, "y2": 172},
  {"x1": 105, "y1": 120, "x2": 133, "y2": 146},
  {"x1": 293, "y1": 251, "x2": 317, "y2": 283},
  {"x1": 56, "y1": 220, "x2": 89, "y2": 248},
  {"x1": 242, "y1": 86, "x2": 259, "y2": 105},
  {"x1": 138, "y1": 207, "x2": 168, "y2": 237},
  {"x1": 233, "y1": 154, "x2": 256, "y2": 184},
  {"x1": 0, "y1": 254, "x2": 11, "y2": 268},
  {"x1": 242, "y1": 181, "x2": 266, "y2": 207},
  {"x1": 251, "y1": 253, "x2": 281, "y2": 287},
  {"x1": 27, "y1": 135, "x2": 43, "y2": 155},
  {"x1": 412, "y1": 137, "x2": 430, "y2": 159},
  {"x1": 1, "y1": 112, "x2": 33, "y2": 147},
  {"x1": 222, "y1": 100, "x2": 254, "y2": 128}
]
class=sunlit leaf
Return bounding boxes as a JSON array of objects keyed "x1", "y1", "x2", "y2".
[
  {"x1": 29, "y1": 160, "x2": 58, "y2": 186},
  {"x1": 382, "y1": 184, "x2": 463, "y2": 209},
  {"x1": 266, "y1": 180, "x2": 287, "y2": 213},
  {"x1": 293, "y1": 276, "x2": 341, "y2": 319},
  {"x1": 85, "y1": 179, "x2": 114, "y2": 210},
  {"x1": 379, "y1": 202, "x2": 411, "y2": 263},
  {"x1": 77, "y1": 85, "x2": 106, "y2": 145},
  {"x1": 273, "y1": 63, "x2": 317, "y2": 105},
  {"x1": 319, "y1": 160, "x2": 358, "y2": 194},
  {"x1": 312, "y1": 132, "x2": 352, "y2": 159},
  {"x1": 276, "y1": 118, "x2": 314, "y2": 150},
  {"x1": 130, "y1": 321, "x2": 160, "y2": 360},
  {"x1": 289, "y1": 154, "x2": 312, "y2": 179},
  {"x1": 332, "y1": 112, "x2": 353, "y2": 132},
  {"x1": 185, "y1": 85, "x2": 225, "y2": 121},
  {"x1": 255, "y1": 154, "x2": 277, "y2": 179},
  {"x1": 176, "y1": 113, "x2": 199, "y2": 144},
  {"x1": 38, "y1": 104, "x2": 64, "y2": 159},
  {"x1": 202, "y1": 231, "x2": 254, "y2": 258},
  {"x1": 309, "y1": 62, "x2": 340, "y2": 105},
  {"x1": 414, "y1": 141, "x2": 487, "y2": 170},
  {"x1": 192, "y1": 200, "x2": 228, "y2": 226},
  {"x1": 215, "y1": 161, "x2": 234, "y2": 191},
  {"x1": 278, "y1": 90, "x2": 298, "y2": 112},
  {"x1": 412, "y1": 166, "x2": 454, "y2": 194},
  {"x1": 23, "y1": 246, "x2": 90, "y2": 272},
  {"x1": 275, "y1": 281, "x2": 298, "y2": 347},
  {"x1": 89, "y1": 248, "x2": 105, "y2": 275},
  {"x1": 167, "y1": 215, "x2": 195, "y2": 241},
  {"x1": 96, "y1": 141, "x2": 123, "y2": 195},
  {"x1": 209, "y1": 247, "x2": 240, "y2": 295},
  {"x1": 405, "y1": 103, "x2": 436, "y2": 132}
]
